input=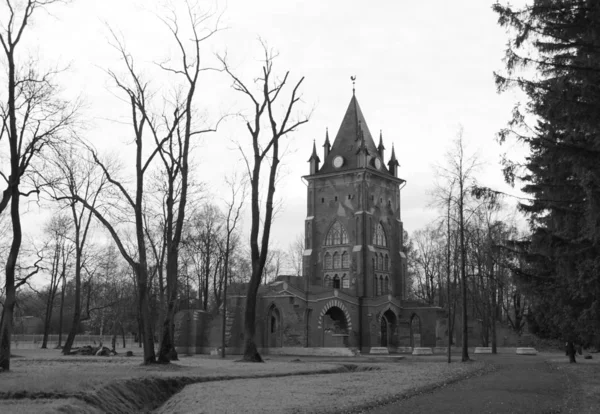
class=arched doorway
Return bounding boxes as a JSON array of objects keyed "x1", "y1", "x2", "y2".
[
  {"x1": 267, "y1": 305, "x2": 282, "y2": 348},
  {"x1": 410, "y1": 314, "x2": 421, "y2": 348},
  {"x1": 380, "y1": 317, "x2": 388, "y2": 347},
  {"x1": 381, "y1": 309, "x2": 397, "y2": 348},
  {"x1": 322, "y1": 306, "x2": 349, "y2": 347}
]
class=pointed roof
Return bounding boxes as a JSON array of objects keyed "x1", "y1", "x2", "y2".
[
  {"x1": 388, "y1": 144, "x2": 399, "y2": 167},
  {"x1": 378, "y1": 130, "x2": 385, "y2": 152},
  {"x1": 308, "y1": 140, "x2": 320, "y2": 162},
  {"x1": 318, "y1": 95, "x2": 386, "y2": 174},
  {"x1": 323, "y1": 128, "x2": 331, "y2": 149}
]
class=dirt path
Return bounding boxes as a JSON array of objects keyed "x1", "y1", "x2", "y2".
[{"x1": 361, "y1": 353, "x2": 579, "y2": 414}]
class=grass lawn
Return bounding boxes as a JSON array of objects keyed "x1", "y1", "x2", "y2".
[
  {"x1": 7, "y1": 349, "x2": 594, "y2": 413},
  {"x1": 0, "y1": 348, "x2": 488, "y2": 413}
]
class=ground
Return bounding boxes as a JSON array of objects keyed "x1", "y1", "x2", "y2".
[{"x1": 0, "y1": 348, "x2": 597, "y2": 413}]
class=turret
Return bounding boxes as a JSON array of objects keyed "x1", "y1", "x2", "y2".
[
  {"x1": 388, "y1": 144, "x2": 399, "y2": 177},
  {"x1": 323, "y1": 128, "x2": 331, "y2": 160},
  {"x1": 377, "y1": 130, "x2": 385, "y2": 160},
  {"x1": 308, "y1": 140, "x2": 320, "y2": 174},
  {"x1": 356, "y1": 122, "x2": 369, "y2": 168}
]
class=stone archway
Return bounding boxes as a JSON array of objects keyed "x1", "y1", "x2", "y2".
[
  {"x1": 410, "y1": 314, "x2": 421, "y2": 348},
  {"x1": 381, "y1": 309, "x2": 397, "y2": 348},
  {"x1": 267, "y1": 304, "x2": 282, "y2": 348},
  {"x1": 322, "y1": 307, "x2": 349, "y2": 347}
]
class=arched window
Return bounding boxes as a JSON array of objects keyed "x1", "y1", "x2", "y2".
[
  {"x1": 342, "y1": 274, "x2": 349, "y2": 288},
  {"x1": 385, "y1": 276, "x2": 390, "y2": 294},
  {"x1": 333, "y1": 274, "x2": 340, "y2": 289},
  {"x1": 325, "y1": 221, "x2": 348, "y2": 246},
  {"x1": 372, "y1": 257, "x2": 376, "y2": 270},
  {"x1": 341, "y1": 251, "x2": 349, "y2": 268},
  {"x1": 324, "y1": 252, "x2": 332, "y2": 269},
  {"x1": 324, "y1": 275, "x2": 332, "y2": 287},
  {"x1": 375, "y1": 275, "x2": 380, "y2": 296},
  {"x1": 373, "y1": 223, "x2": 387, "y2": 247},
  {"x1": 378, "y1": 253, "x2": 383, "y2": 270},
  {"x1": 333, "y1": 252, "x2": 340, "y2": 269},
  {"x1": 384, "y1": 254, "x2": 389, "y2": 271}
]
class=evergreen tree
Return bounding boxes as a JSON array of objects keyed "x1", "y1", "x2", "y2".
[{"x1": 494, "y1": 0, "x2": 600, "y2": 356}]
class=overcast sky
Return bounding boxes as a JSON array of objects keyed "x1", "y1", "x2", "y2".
[{"x1": 11, "y1": 0, "x2": 530, "y2": 262}]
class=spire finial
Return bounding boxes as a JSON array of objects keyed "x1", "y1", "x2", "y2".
[{"x1": 351, "y1": 75, "x2": 356, "y2": 96}]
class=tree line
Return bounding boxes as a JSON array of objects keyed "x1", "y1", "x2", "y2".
[{"x1": 0, "y1": 0, "x2": 308, "y2": 370}]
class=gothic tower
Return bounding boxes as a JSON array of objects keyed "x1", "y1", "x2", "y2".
[{"x1": 303, "y1": 93, "x2": 407, "y2": 351}]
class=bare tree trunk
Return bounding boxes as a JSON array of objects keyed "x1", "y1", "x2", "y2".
[
  {"x1": 57, "y1": 272, "x2": 67, "y2": 348},
  {"x1": 0, "y1": 193, "x2": 20, "y2": 370},
  {"x1": 220, "y1": 44, "x2": 308, "y2": 362}
]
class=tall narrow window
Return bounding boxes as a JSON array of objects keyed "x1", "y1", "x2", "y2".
[
  {"x1": 373, "y1": 223, "x2": 387, "y2": 247},
  {"x1": 342, "y1": 274, "x2": 349, "y2": 288},
  {"x1": 333, "y1": 252, "x2": 340, "y2": 269},
  {"x1": 385, "y1": 276, "x2": 390, "y2": 294},
  {"x1": 333, "y1": 275, "x2": 340, "y2": 289},
  {"x1": 384, "y1": 254, "x2": 389, "y2": 271},
  {"x1": 325, "y1": 221, "x2": 349, "y2": 246},
  {"x1": 378, "y1": 253, "x2": 383, "y2": 270},
  {"x1": 324, "y1": 275, "x2": 332, "y2": 287},
  {"x1": 341, "y1": 251, "x2": 349, "y2": 268},
  {"x1": 324, "y1": 252, "x2": 332, "y2": 269}
]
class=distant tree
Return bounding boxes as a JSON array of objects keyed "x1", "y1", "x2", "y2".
[
  {"x1": 40, "y1": 214, "x2": 72, "y2": 349},
  {"x1": 221, "y1": 175, "x2": 246, "y2": 358},
  {"x1": 0, "y1": 0, "x2": 77, "y2": 372},
  {"x1": 287, "y1": 234, "x2": 304, "y2": 277},
  {"x1": 494, "y1": 1, "x2": 600, "y2": 358},
  {"x1": 437, "y1": 128, "x2": 480, "y2": 362},
  {"x1": 220, "y1": 42, "x2": 309, "y2": 362}
]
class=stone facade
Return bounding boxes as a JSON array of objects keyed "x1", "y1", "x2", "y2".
[{"x1": 175, "y1": 93, "x2": 441, "y2": 355}]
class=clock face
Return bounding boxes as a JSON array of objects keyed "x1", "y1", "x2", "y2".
[
  {"x1": 374, "y1": 158, "x2": 382, "y2": 169},
  {"x1": 333, "y1": 156, "x2": 344, "y2": 168}
]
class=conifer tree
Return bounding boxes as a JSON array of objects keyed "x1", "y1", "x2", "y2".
[{"x1": 494, "y1": 0, "x2": 600, "y2": 357}]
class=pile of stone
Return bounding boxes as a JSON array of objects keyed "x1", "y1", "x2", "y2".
[{"x1": 69, "y1": 345, "x2": 117, "y2": 356}]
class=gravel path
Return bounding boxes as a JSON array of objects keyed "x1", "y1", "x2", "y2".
[
  {"x1": 363, "y1": 353, "x2": 579, "y2": 414},
  {"x1": 155, "y1": 360, "x2": 486, "y2": 414}
]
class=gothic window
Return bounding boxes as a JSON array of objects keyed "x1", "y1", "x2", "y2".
[
  {"x1": 324, "y1": 252, "x2": 332, "y2": 269},
  {"x1": 333, "y1": 252, "x2": 340, "y2": 269},
  {"x1": 384, "y1": 254, "x2": 389, "y2": 271},
  {"x1": 325, "y1": 221, "x2": 348, "y2": 246},
  {"x1": 324, "y1": 275, "x2": 332, "y2": 287},
  {"x1": 342, "y1": 274, "x2": 349, "y2": 288},
  {"x1": 385, "y1": 276, "x2": 390, "y2": 294},
  {"x1": 373, "y1": 223, "x2": 387, "y2": 247},
  {"x1": 341, "y1": 251, "x2": 349, "y2": 268},
  {"x1": 333, "y1": 275, "x2": 341, "y2": 289},
  {"x1": 372, "y1": 257, "x2": 376, "y2": 271},
  {"x1": 378, "y1": 253, "x2": 383, "y2": 270}
]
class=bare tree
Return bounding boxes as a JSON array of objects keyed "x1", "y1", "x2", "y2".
[
  {"x1": 154, "y1": 4, "x2": 222, "y2": 363},
  {"x1": 287, "y1": 234, "x2": 304, "y2": 277},
  {"x1": 43, "y1": 145, "x2": 106, "y2": 354},
  {"x1": 437, "y1": 127, "x2": 480, "y2": 362},
  {"x1": 221, "y1": 175, "x2": 246, "y2": 357},
  {"x1": 0, "y1": 0, "x2": 77, "y2": 370},
  {"x1": 220, "y1": 42, "x2": 309, "y2": 361},
  {"x1": 40, "y1": 214, "x2": 72, "y2": 349}
]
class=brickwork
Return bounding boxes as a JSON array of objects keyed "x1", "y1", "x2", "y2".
[{"x1": 173, "y1": 94, "x2": 442, "y2": 355}]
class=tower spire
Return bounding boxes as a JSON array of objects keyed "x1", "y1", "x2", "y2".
[
  {"x1": 308, "y1": 139, "x2": 320, "y2": 174},
  {"x1": 388, "y1": 143, "x2": 399, "y2": 177},
  {"x1": 378, "y1": 130, "x2": 385, "y2": 159},
  {"x1": 323, "y1": 127, "x2": 331, "y2": 159},
  {"x1": 351, "y1": 75, "x2": 356, "y2": 96}
]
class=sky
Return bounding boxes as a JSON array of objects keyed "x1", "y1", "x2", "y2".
[{"x1": 7, "y1": 0, "x2": 530, "y2": 265}]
